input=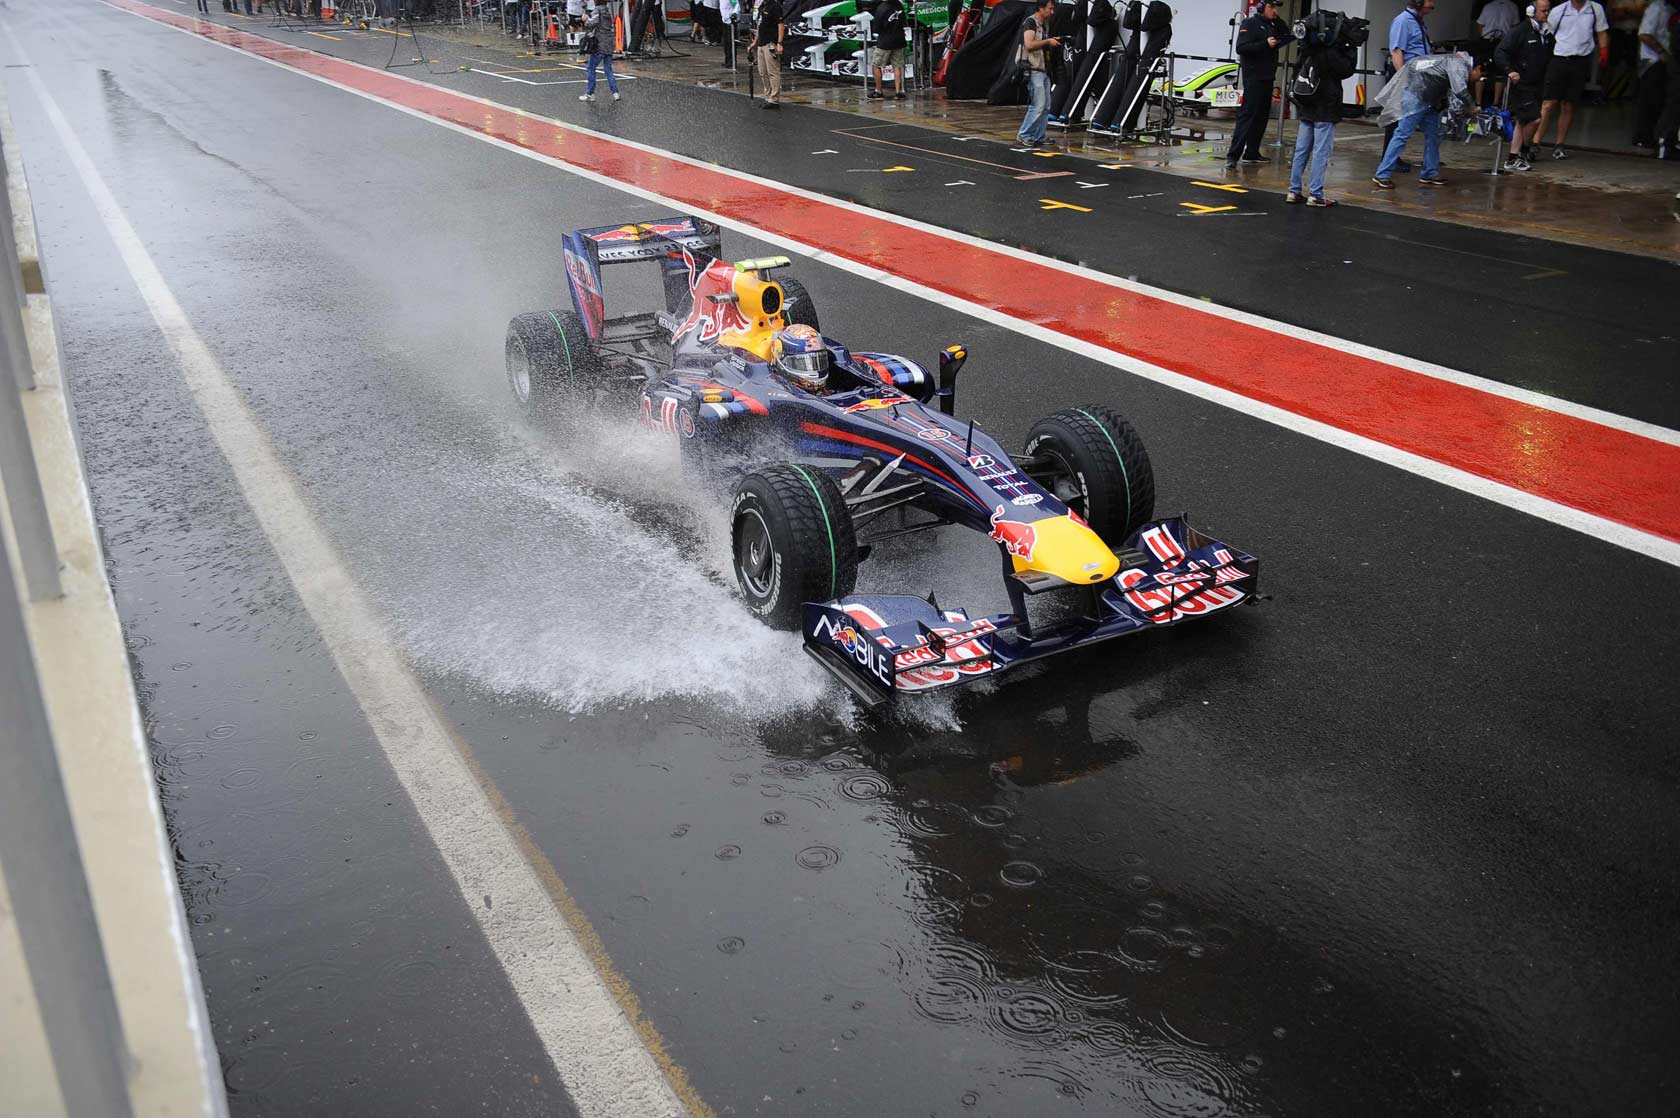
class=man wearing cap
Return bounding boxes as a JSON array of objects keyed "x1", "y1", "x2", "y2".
[{"x1": 1227, "y1": 0, "x2": 1289, "y2": 166}]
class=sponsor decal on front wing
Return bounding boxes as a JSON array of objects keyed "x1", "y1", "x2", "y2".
[{"x1": 811, "y1": 613, "x2": 895, "y2": 688}]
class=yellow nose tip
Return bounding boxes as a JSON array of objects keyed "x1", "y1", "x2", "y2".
[{"x1": 1010, "y1": 515, "x2": 1120, "y2": 583}]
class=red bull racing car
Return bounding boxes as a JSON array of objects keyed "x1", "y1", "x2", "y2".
[{"x1": 505, "y1": 215, "x2": 1259, "y2": 705}]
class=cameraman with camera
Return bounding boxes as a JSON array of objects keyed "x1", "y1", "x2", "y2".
[{"x1": 1286, "y1": 10, "x2": 1363, "y2": 207}]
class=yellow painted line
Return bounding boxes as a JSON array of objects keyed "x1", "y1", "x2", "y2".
[
  {"x1": 1031, "y1": 150, "x2": 1059, "y2": 158},
  {"x1": 304, "y1": 30, "x2": 340, "y2": 40},
  {"x1": 1040, "y1": 198, "x2": 1092, "y2": 213},
  {"x1": 1097, "y1": 162, "x2": 1132, "y2": 169},
  {"x1": 1191, "y1": 180, "x2": 1248, "y2": 193},
  {"x1": 882, "y1": 165, "x2": 915, "y2": 172},
  {"x1": 1179, "y1": 202, "x2": 1237, "y2": 215}
]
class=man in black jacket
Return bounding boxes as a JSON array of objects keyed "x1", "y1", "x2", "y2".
[
  {"x1": 1227, "y1": 0, "x2": 1290, "y2": 166},
  {"x1": 1495, "y1": 0, "x2": 1554, "y2": 168},
  {"x1": 1286, "y1": 35, "x2": 1358, "y2": 204}
]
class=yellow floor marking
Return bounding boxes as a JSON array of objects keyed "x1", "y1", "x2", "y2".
[
  {"x1": 1098, "y1": 162, "x2": 1132, "y2": 169},
  {"x1": 1031, "y1": 150, "x2": 1060, "y2": 158},
  {"x1": 1179, "y1": 202, "x2": 1237, "y2": 215},
  {"x1": 1191, "y1": 180, "x2": 1248, "y2": 193},
  {"x1": 882, "y1": 165, "x2": 914, "y2": 172},
  {"x1": 304, "y1": 30, "x2": 339, "y2": 40},
  {"x1": 1040, "y1": 198, "x2": 1092, "y2": 212}
]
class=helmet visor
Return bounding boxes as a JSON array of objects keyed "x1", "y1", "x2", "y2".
[{"x1": 780, "y1": 350, "x2": 830, "y2": 381}]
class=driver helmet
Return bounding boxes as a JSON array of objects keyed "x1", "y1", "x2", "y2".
[{"x1": 772, "y1": 324, "x2": 832, "y2": 391}]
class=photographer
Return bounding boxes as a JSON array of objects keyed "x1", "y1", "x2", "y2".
[
  {"x1": 1227, "y1": 0, "x2": 1291, "y2": 166},
  {"x1": 1286, "y1": 12, "x2": 1361, "y2": 207},
  {"x1": 1373, "y1": 51, "x2": 1480, "y2": 188}
]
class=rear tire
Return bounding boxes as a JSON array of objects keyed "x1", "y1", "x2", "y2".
[
  {"x1": 505, "y1": 309, "x2": 599, "y2": 417},
  {"x1": 731, "y1": 464, "x2": 858, "y2": 630},
  {"x1": 776, "y1": 275, "x2": 820, "y2": 332},
  {"x1": 1024, "y1": 405, "x2": 1155, "y2": 544}
]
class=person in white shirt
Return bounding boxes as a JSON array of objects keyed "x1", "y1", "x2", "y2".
[
  {"x1": 1475, "y1": 0, "x2": 1520, "y2": 105},
  {"x1": 1533, "y1": 0, "x2": 1609, "y2": 157},
  {"x1": 1635, "y1": 0, "x2": 1674, "y2": 145}
]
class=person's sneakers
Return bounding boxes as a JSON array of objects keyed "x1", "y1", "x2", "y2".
[
  {"x1": 1371, "y1": 176, "x2": 1396, "y2": 189},
  {"x1": 1503, "y1": 155, "x2": 1530, "y2": 171},
  {"x1": 762, "y1": 101, "x2": 781, "y2": 109},
  {"x1": 867, "y1": 88, "x2": 884, "y2": 99},
  {"x1": 1240, "y1": 153, "x2": 1270, "y2": 164},
  {"x1": 1284, "y1": 191, "x2": 1305, "y2": 204},
  {"x1": 611, "y1": 92, "x2": 621, "y2": 101},
  {"x1": 1418, "y1": 176, "x2": 1447, "y2": 187},
  {"x1": 578, "y1": 93, "x2": 595, "y2": 102},
  {"x1": 1394, "y1": 159, "x2": 1414, "y2": 172},
  {"x1": 1306, "y1": 195, "x2": 1339, "y2": 207},
  {"x1": 893, "y1": 90, "x2": 906, "y2": 100},
  {"x1": 1551, "y1": 145, "x2": 1568, "y2": 160}
]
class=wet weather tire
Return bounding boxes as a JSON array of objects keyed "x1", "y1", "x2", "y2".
[
  {"x1": 1024, "y1": 405, "x2": 1155, "y2": 544},
  {"x1": 776, "y1": 276, "x2": 820, "y2": 332},
  {"x1": 731, "y1": 465, "x2": 858, "y2": 630},
  {"x1": 505, "y1": 309, "x2": 600, "y2": 417}
]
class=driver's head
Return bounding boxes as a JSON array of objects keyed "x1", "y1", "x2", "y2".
[{"x1": 772, "y1": 324, "x2": 832, "y2": 391}]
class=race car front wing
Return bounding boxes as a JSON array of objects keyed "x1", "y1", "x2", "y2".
[{"x1": 802, "y1": 517, "x2": 1259, "y2": 706}]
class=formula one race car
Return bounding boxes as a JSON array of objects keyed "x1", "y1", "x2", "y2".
[{"x1": 504, "y1": 215, "x2": 1259, "y2": 705}]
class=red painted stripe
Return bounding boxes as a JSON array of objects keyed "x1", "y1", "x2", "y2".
[
  {"x1": 112, "y1": 1, "x2": 1680, "y2": 544},
  {"x1": 799, "y1": 421, "x2": 985, "y2": 508}
]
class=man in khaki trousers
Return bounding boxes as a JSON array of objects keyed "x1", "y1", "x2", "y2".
[{"x1": 750, "y1": 0, "x2": 785, "y2": 107}]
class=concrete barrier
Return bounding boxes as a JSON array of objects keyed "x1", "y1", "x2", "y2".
[{"x1": 0, "y1": 82, "x2": 228, "y2": 1118}]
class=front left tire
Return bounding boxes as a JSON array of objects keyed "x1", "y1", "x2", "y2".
[{"x1": 731, "y1": 464, "x2": 857, "y2": 630}]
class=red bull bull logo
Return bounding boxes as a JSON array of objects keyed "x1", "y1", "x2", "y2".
[
  {"x1": 844, "y1": 395, "x2": 911, "y2": 412},
  {"x1": 989, "y1": 505, "x2": 1037, "y2": 561},
  {"x1": 589, "y1": 220, "x2": 693, "y2": 244}
]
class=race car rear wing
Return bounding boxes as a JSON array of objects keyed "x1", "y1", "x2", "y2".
[
  {"x1": 573, "y1": 216, "x2": 722, "y2": 264},
  {"x1": 562, "y1": 215, "x2": 723, "y2": 342}
]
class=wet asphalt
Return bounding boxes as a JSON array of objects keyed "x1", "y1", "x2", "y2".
[{"x1": 6, "y1": 2, "x2": 1679, "y2": 1115}]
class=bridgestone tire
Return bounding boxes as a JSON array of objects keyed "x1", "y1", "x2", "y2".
[
  {"x1": 505, "y1": 309, "x2": 600, "y2": 417},
  {"x1": 776, "y1": 276, "x2": 820, "y2": 333},
  {"x1": 731, "y1": 464, "x2": 858, "y2": 630},
  {"x1": 1024, "y1": 405, "x2": 1155, "y2": 544}
]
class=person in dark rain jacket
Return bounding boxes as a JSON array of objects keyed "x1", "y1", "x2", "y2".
[
  {"x1": 1227, "y1": 0, "x2": 1291, "y2": 166},
  {"x1": 1495, "y1": 0, "x2": 1555, "y2": 167}
]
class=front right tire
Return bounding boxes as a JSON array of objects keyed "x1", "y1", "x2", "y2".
[{"x1": 1024, "y1": 405, "x2": 1156, "y2": 544}]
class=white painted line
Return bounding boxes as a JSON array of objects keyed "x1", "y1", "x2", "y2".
[
  {"x1": 944, "y1": 179, "x2": 974, "y2": 186},
  {"x1": 97, "y1": 0, "x2": 1680, "y2": 568},
  {"x1": 14, "y1": 43, "x2": 689, "y2": 1118},
  {"x1": 1074, "y1": 180, "x2": 1108, "y2": 188}
]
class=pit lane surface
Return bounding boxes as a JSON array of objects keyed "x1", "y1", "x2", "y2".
[{"x1": 6, "y1": 2, "x2": 1679, "y2": 1116}]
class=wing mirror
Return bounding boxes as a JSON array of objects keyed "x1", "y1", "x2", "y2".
[{"x1": 936, "y1": 344, "x2": 967, "y2": 416}]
